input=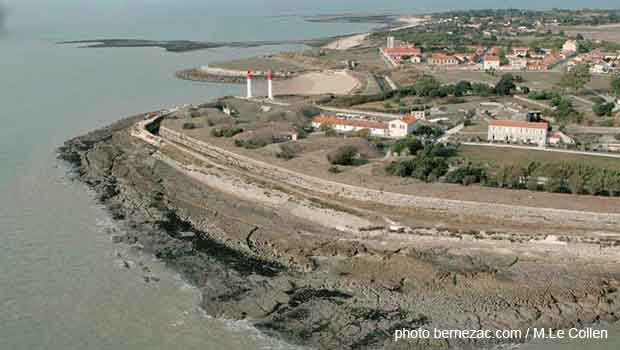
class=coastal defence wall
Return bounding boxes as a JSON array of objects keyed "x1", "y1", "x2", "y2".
[{"x1": 158, "y1": 126, "x2": 620, "y2": 231}]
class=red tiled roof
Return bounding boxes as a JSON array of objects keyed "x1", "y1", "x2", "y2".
[
  {"x1": 313, "y1": 115, "x2": 387, "y2": 130},
  {"x1": 400, "y1": 116, "x2": 418, "y2": 125},
  {"x1": 485, "y1": 55, "x2": 501, "y2": 61},
  {"x1": 512, "y1": 47, "x2": 529, "y2": 51},
  {"x1": 489, "y1": 119, "x2": 548, "y2": 129}
]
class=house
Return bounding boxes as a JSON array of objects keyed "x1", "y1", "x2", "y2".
[
  {"x1": 428, "y1": 53, "x2": 459, "y2": 66},
  {"x1": 562, "y1": 40, "x2": 578, "y2": 55},
  {"x1": 511, "y1": 47, "x2": 529, "y2": 57},
  {"x1": 410, "y1": 110, "x2": 426, "y2": 120},
  {"x1": 312, "y1": 115, "x2": 388, "y2": 137},
  {"x1": 547, "y1": 131, "x2": 575, "y2": 145},
  {"x1": 483, "y1": 55, "x2": 501, "y2": 70},
  {"x1": 388, "y1": 116, "x2": 419, "y2": 138},
  {"x1": 381, "y1": 47, "x2": 422, "y2": 66},
  {"x1": 508, "y1": 56, "x2": 527, "y2": 70},
  {"x1": 487, "y1": 119, "x2": 549, "y2": 146}
]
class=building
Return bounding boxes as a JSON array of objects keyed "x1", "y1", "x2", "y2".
[
  {"x1": 562, "y1": 40, "x2": 578, "y2": 55},
  {"x1": 511, "y1": 47, "x2": 529, "y2": 57},
  {"x1": 547, "y1": 131, "x2": 575, "y2": 145},
  {"x1": 312, "y1": 115, "x2": 388, "y2": 137},
  {"x1": 508, "y1": 56, "x2": 527, "y2": 70},
  {"x1": 381, "y1": 47, "x2": 422, "y2": 66},
  {"x1": 483, "y1": 55, "x2": 501, "y2": 70},
  {"x1": 387, "y1": 36, "x2": 395, "y2": 49},
  {"x1": 312, "y1": 115, "x2": 419, "y2": 138},
  {"x1": 487, "y1": 119, "x2": 549, "y2": 146},
  {"x1": 428, "y1": 53, "x2": 459, "y2": 66},
  {"x1": 410, "y1": 110, "x2": 426, "y2": 120},
  {"x1": 388, "y1": 116, "x2": 419, "y2": 138}
]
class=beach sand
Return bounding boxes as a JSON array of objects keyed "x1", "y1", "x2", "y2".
[{"x1": 274, "y1": 70, "x2": 360, "y2": 95}]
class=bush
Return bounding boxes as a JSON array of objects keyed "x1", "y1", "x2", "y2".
[
  {"x1": 300, "y1": 105, "x2": 321, "y2": 118},
  {"x1": 593, "y1": 102, "x2": 615, "y2": 117},
  {"x1": 327, "y1": 146, "x2": 365, "y2": 166},
  {"x1": 182, "y1": 122, "x2": 197, "y2": 130},
  {"x1": 390, "y1": 136, "x2": 424, "y2": 156},
  {"x1": 276, "y1": 144, "x2": 298, "y2": 160},
  {"x1": 211, "y1": 127, "x2": 243, "y2": 138},
  {"x1": 445, "y1": 165, "x2": 487, "y2": 185},
  {"x1": 328, "y1": 165, "x2": 342, "y2": 174}
]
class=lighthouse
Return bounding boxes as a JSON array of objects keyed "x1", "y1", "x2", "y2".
[
  {"x1": 267, "y1": 70, "x2": 274, "y2": 100},
  {"x1": 246, "y1": 70, "x2": 253, "y2": 99}
]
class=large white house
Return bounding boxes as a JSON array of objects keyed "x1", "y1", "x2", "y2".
[
  {"x1": 312, "y1": 115, "x2": 419, "y2": 138},
  {"x1": 488, "y1": 119, "x2": 548, "y2": 146},
  {"x1": 388, "y1": 116, "x2": 419, "y2": 138},
  {"x1": 483, "y1": 55, "x2": 501, "y2": 71}
]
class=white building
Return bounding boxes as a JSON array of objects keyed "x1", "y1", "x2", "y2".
[
  {"x1": 312, "y1": 115, "x2": 419, "y2": 138},
  {"x1": 483, "y1": 55, "x2": 501, "y2": 71},
  {"x1": 508, "y1": 56, "x2": 527, "y2": 70},
  {"x1": 488, "y1": 119, "x2": 548, "y2": 146},
  {"x1": 312, "y1": 115, "x2": 388, "y2": 137},
  {"x1": 562, "y1": 40, "x2": 578, "y2": 55},
  {"x1": 388, "y1": 116, "x2": 419, "y2": 138}
]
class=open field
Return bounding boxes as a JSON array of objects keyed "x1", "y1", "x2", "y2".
[
  {"x1": 435, "y1": 70, "x2": 613, "y2": 91},
  {"x1": 561, "y1": 24, "x2": 620, "y2": 43},
  {"x1": 460, "y1": 144, "x2": 620, "y2": 170}
]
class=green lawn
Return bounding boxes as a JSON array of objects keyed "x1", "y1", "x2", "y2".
[{"x1": 459, "y1": 145, "x2": 620, "y2": 170}]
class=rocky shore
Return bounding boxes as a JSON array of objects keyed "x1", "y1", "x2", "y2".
[{"x1": 59, "y1": 108, "x2": 620, "y2": 350}]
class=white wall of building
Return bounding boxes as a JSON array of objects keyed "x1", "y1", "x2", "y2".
[{"x1": 488, "y1": 125, "x2": 548, "y2": 146}]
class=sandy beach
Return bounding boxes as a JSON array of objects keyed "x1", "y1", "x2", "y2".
[
  {"x1": 275, "y1": 70, "x2": 360, "y2": 95},
  {"x1": 322, "y1": 33, "x2": 370, "y2": 50}
]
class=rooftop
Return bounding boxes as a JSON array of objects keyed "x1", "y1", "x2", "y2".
[
  {"x1": 313, "y1": 115, "x2": 388, "y2": 130},
  {"x1": 489, "y1": 119, "x2": 548, "y2": 129}
]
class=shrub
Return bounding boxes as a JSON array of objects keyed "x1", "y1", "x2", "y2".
[
  {"x1": 211, "y1": 127, "x2": 243, "y2": 138},
  {"x1": 327, "y1": 146, "x2": 365, "y2": 166},
  {"x1": 276, "y1": 144, "x2": 298, "y2": 160},
  {"x1": 328, "y1": 165, "x2": 342, "y2": 174},
  {"x1": 445, "y1": 165, "x2": 486, "y2": 185},
  {"x1": 182, "y1": 122, "x2": 197, "y2": 130}
]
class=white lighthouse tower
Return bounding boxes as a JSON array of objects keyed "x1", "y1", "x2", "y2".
[
  {"x1": 246, "y1": 70, "x2": 253, "y2": 99},
  {"x1": 267, "y1": 70, "x2": 274, "y2": 100}
]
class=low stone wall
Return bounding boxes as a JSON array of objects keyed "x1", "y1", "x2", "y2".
[{"x1": 159, "y1": 126, "x2": 620, "y2": 230}]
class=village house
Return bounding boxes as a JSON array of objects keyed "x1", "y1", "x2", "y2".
[
  {"x1": 562, "y1": 40, "x2": 578, "y2": 56},
  {"x1": 511, "y1": 46, "x2": 530, "y2": 57},
  {"x1": 381, "y1": 47, "x2": 422, "y2": 66},
  {"x1": 483, "y1": 55, "x2": 501, "y2": 70},
  {"x1": 508, "y1": 56, "x2": 527, "y2": 70},
  {"x1": 388, "y1": 116, "x2": 419, "y2": 138},
  {"x1": 312, "y1": 115, "x2": 419, "y2": 138},
  {"x1": 427, "y1": 53, "x2": 459, "y2": 66},
  {"x1": 312, "y1": 115, "x2": 388, "y2": 137},
  {"x1": 487, "y1": 119, "x2": 549, "y2": 146}
]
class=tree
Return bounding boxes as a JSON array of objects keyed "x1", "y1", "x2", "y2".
[
  {"x1": 560, "y1": 64, "x2": 591, "y2": 92},
  {"x1": 611, "y1": 73, "x2": 620, "y2": 97},
  {"x1": 327, "y1": 146, "x2": 364, "y2": 166},
  {"x1": 593, "y1": 102, "x2": 615, "y2": 117},
  {"x1": 494, "y1": 74, "x2": 516, "y2": 96}
]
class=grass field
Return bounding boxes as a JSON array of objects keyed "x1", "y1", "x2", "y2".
[{"x1": 459, "y1": 145, "x2": 620, "y2": 170}]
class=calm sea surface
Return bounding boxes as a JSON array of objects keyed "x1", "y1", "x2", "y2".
[{"x1": 0, "y1": 1, "x2": 618, "y2": 349}]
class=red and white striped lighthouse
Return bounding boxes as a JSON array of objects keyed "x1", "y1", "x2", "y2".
[
  {"x1": 246, "y1": 70, "x2": 253, "y2": 99},
  {"x1": 267, "y1": 70, "x2": 274, "y2": 100}
]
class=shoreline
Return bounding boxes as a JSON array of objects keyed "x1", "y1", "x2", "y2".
[{"x1": 58, "y1": 104, "x2": 620, "y2": 349}]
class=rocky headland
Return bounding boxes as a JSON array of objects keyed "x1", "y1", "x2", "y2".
[{"x1": 58, "y1": 104, "x2": 620, "y2": 350}]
